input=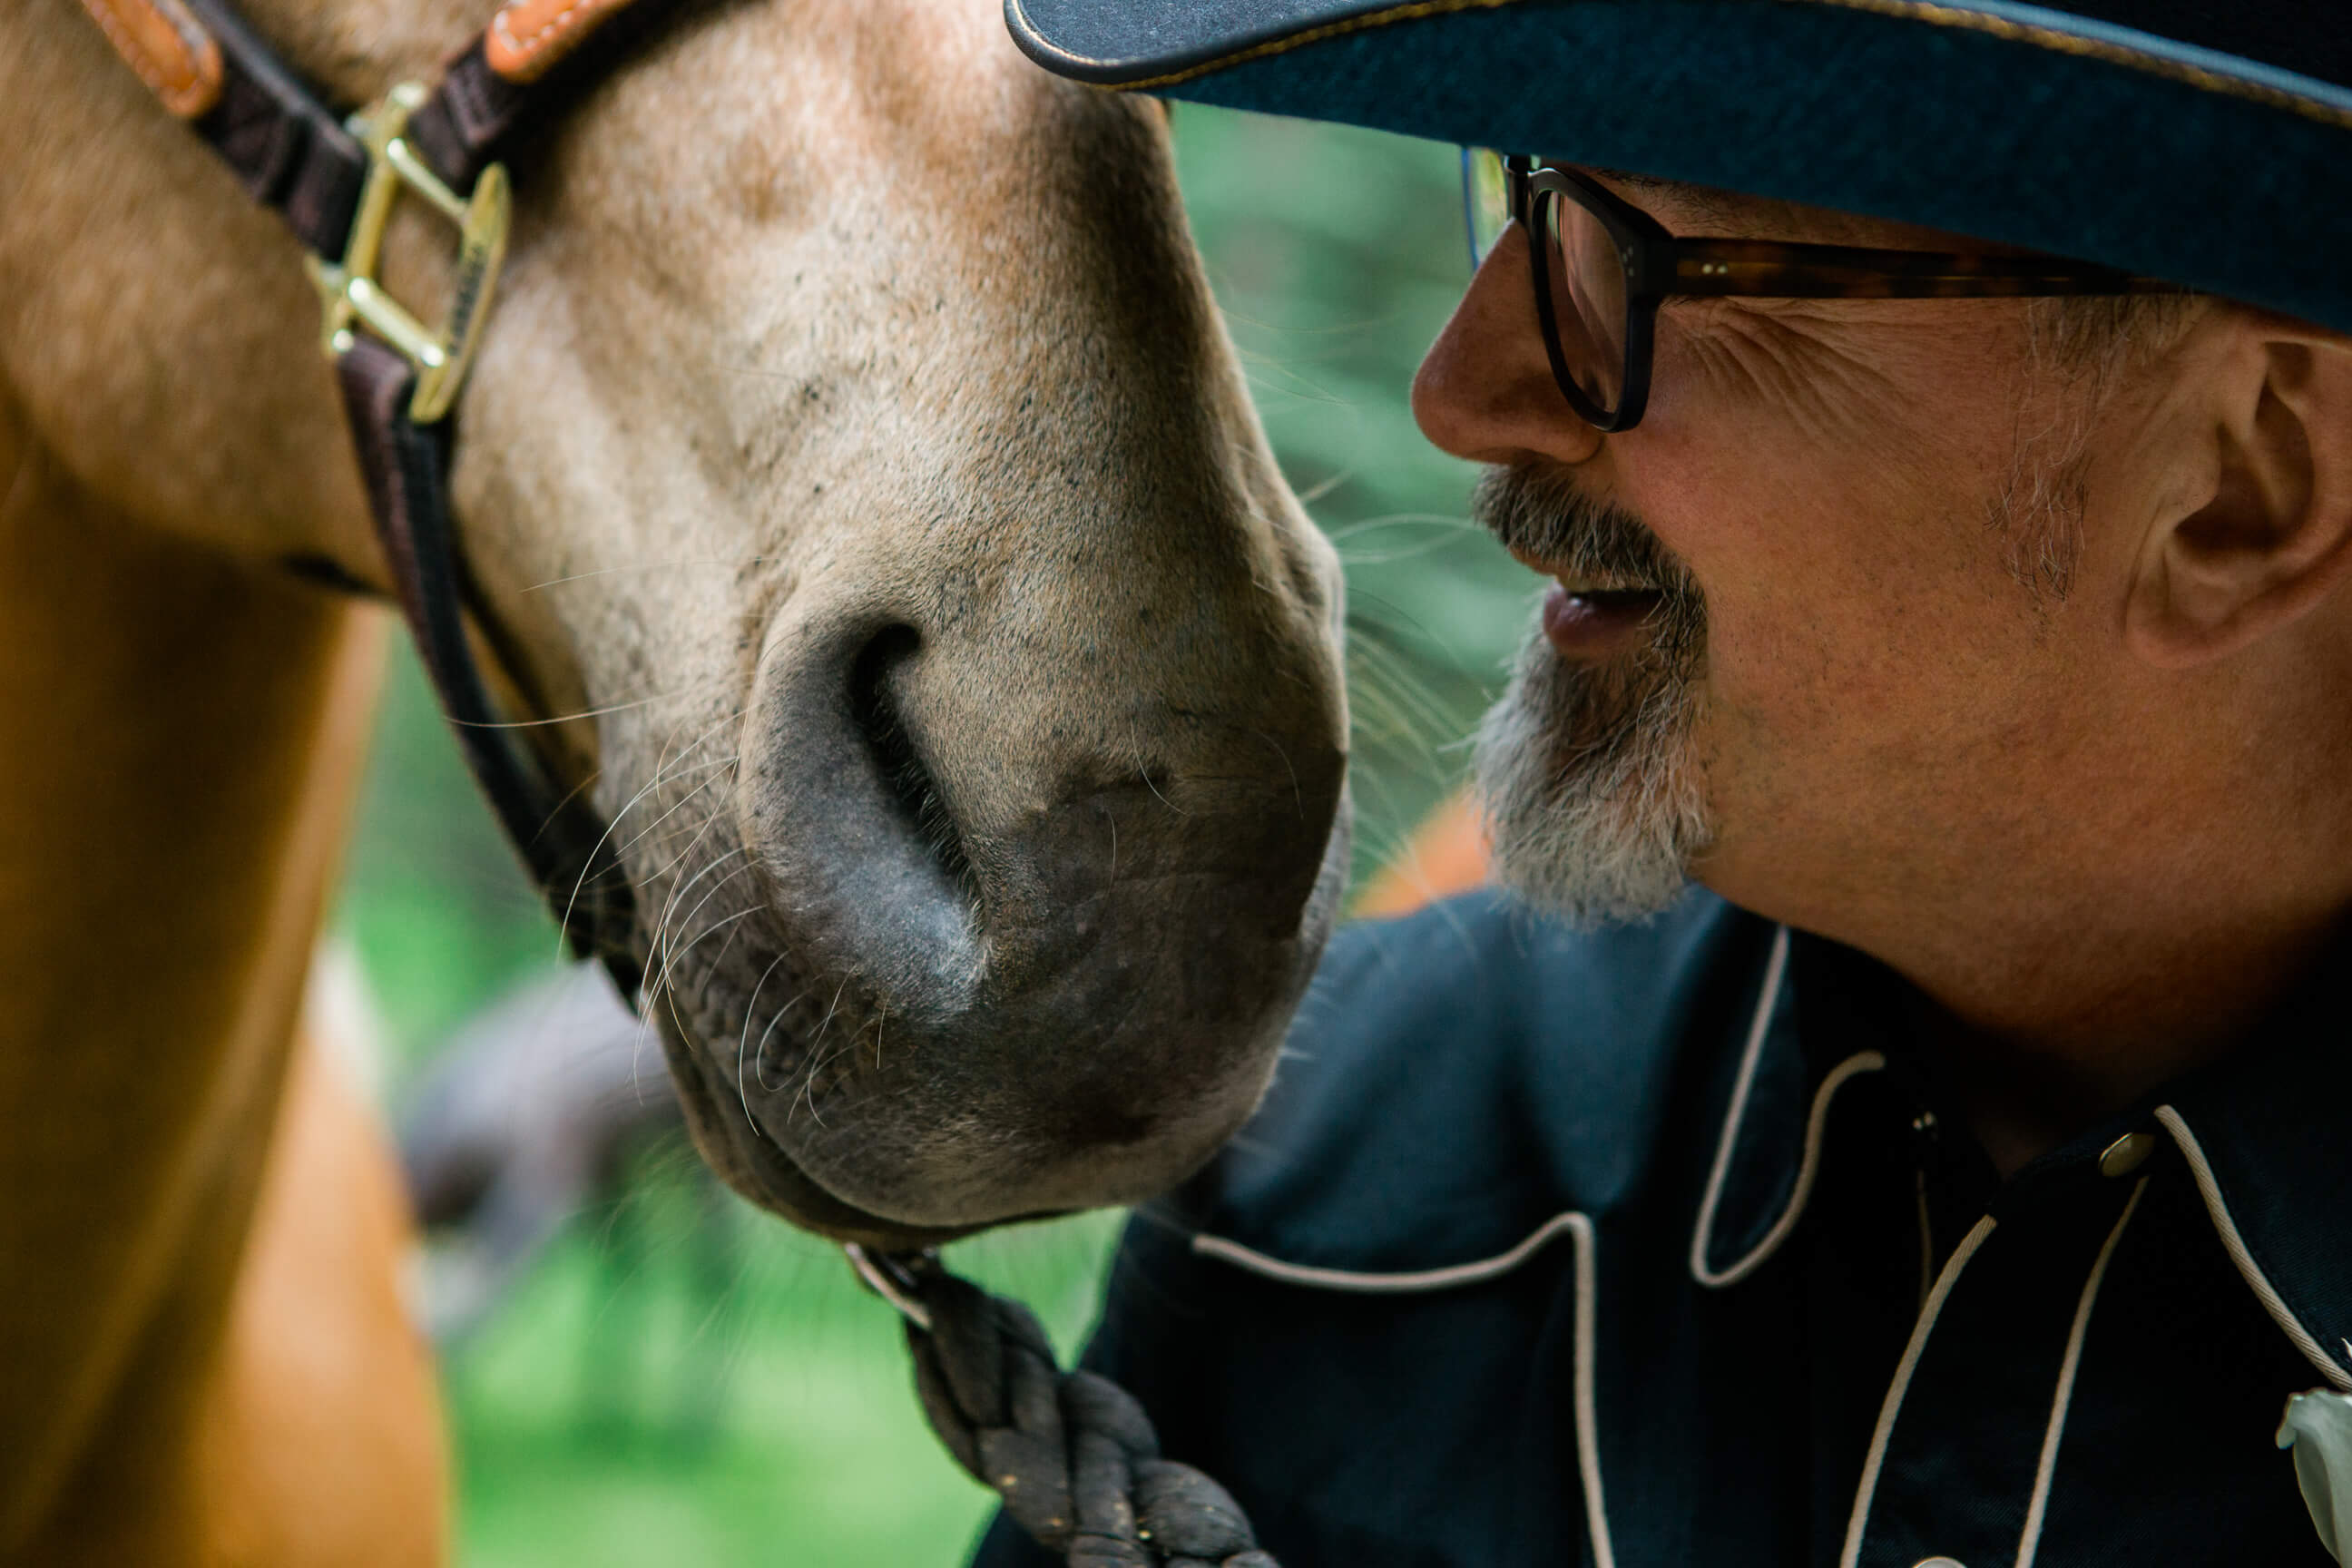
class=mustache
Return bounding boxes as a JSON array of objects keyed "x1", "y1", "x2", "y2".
[{"x1": 1472, "y1": 464, "x2": 1697, "y2": 595}]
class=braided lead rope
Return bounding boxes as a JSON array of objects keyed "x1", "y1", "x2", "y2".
[{"x1": 847, "y1": 1247, "x2": 1279, "y2": 1568}]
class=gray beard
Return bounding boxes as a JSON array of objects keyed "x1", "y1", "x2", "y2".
[{"x1": 1469, "y1": 466, "x2": 1715, "y2": 927}]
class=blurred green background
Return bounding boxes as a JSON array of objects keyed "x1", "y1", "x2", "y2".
[{"x1": 335, "y1": 106, "x2": 1533, "y2": 1568}]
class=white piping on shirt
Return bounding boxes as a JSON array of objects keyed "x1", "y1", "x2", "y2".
[
  {"x1": 2154, "y1": 1104, "x2": 2352, "y2": 1392},
  {"x1": 1838, "y1": 1212, "x2": 1999, "y2": 1568},
  {"x1": 1193, "y1": 1214, "x2": 1616, "y2": 1568},
  {"x1": 1191, "y1": 1211, "x2": 1584, "y2": 1294},
  {"x1": 1689, "y1": 924, "x2": 1887, "y2": 1287},
  {"x1": 1563, "y1": 1213, "x2": 1616, "y2": 1568},
  {"x1": 2014, "y1": 1178, "x2": 2148, "y2": 1568}
]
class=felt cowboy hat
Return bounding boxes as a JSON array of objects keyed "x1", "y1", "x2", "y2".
[{"x1": 1004, "y1": 1, "x2": 2350, "y2": 334}]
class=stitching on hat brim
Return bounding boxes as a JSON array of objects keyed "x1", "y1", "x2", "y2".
[
  {"x1": 1005, "y1": 0, "x2": 1519, "y2": 76},
  {"x1": 1011, "y1": 0, "x2": 2352, "y2": 135}
]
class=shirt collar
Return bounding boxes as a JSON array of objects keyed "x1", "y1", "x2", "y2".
[
  {"x1": 1687, "y1": 924, "x2": 1891, "y2": 1285},
  {"x1": 1692, "y1": 918, "x2": 2352, "y2": 1390},
  {"x1": 2139, "y1": 935, "x2": 2352, "y2": 1389}
]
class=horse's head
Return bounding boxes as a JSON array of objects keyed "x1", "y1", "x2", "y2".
[
  {"x1": 129, "y1": 0, "x2": 1348, "y2": 1243},
  {"x1": 495, "y1": 0, "x2": 1352, "y2": 1243}
]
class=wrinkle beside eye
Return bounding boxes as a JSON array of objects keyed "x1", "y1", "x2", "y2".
[{"x1": 1670, "y1": 300, "x2": 1909, "y2": 445}]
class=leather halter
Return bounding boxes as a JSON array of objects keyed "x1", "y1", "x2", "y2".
[{"x1": 76, "y1": 0, "x2": 651, "y2": 996}]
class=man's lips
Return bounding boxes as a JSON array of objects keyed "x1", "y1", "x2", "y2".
[
  {"x1": 1542, "y1": 584, "x2": 1664, "y2": 657},
  {"x1": 1510, "y1": 546, "x2": 1663, "y2": 659}
]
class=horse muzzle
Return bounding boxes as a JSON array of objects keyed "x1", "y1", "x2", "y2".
[{"x1": 643, "y1": 602, "x2": 1350, "y2": 1236}]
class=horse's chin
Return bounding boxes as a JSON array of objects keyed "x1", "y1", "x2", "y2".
[
  {"x1": 652, "y1": 1003, "x2": 980, "y2": 1251},
  {"x1": 641, "y1": 786, "x2": 1351, "y2": 1244}
]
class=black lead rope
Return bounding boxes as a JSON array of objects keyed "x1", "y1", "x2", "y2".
[
  {"x1": 850, "y1": 1250, "x2": 1280, "y2": 1568},
  {"x1": 95, "y1": 0, "x2": 1277, "y2": 1557}
]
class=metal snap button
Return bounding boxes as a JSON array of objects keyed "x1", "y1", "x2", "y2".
[
  {"x1": 2099, "y1": 1131, "x2": 2159, "y2": 1178},
  {"x1": 1911, "y1": 1558, "x2": 1967, "y2": 1568}
]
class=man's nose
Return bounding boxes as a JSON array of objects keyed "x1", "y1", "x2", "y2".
[{"x1": 1412, "y1": 224, "x2": 1602, "y2": 468}]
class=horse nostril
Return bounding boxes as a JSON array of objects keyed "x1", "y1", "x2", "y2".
[{"x1": 848, "y1": 626, "x2": 977, "y2": 907}]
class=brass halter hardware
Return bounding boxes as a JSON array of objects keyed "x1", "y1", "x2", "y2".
[{"x1": 304, "y1": 81, "x2": 511, "y2": 424}]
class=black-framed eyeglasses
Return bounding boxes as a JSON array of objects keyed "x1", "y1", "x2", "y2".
[{"x1": 1461, "y1": 149, "x2": 2190, "y2": 433}]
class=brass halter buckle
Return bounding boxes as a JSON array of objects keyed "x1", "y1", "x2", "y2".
[{"x1": 305, "y1": 80, "x2": 510, "y2": 424}]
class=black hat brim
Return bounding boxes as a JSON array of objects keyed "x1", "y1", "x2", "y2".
[{"x1": 1007, "y1": 0, "x2": 2352, "y2": 334}]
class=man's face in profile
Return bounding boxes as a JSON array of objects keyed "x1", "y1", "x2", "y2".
[{"x1": 1419, "y1": 172, "x2": 2222, "y2": 947}]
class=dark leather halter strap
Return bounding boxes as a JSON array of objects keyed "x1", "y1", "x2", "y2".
[
  {"x1": 88, "y1": 0, "x2": 650, "y2": 993},
  {"x1": 406, "y1": 44, "x2": 541, "y2": 191},
  {"x1": 179, "y1": 0, "x2": 367, "y2": 254},
  {"x1": 149, "y1": 0, "x2": 639, "y2": 211},
  {"x1": 334, "y1": 335, "x2": 639, "y2": 994}
]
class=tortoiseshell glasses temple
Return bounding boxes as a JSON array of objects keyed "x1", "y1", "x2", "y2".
[{"x1": 1460, "y1": 149, "x2": 2190, "y2": 432}]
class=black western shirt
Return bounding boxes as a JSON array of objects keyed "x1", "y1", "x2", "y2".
[{"x1": 975, "y1": 892, "x2": 2349, "y2": 1567}]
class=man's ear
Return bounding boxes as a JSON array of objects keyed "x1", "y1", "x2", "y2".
[{"x1": 2127, "y1": 316, "x2": 2352, "y2": 669}]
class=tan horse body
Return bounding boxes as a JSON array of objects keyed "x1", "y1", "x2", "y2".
[
  {"x1": 1, "y1": 0, "x2": 1350, "y2": 1558},
  {"x1": 0, "y1": 418, "x2": 434, "y2": 1563}
]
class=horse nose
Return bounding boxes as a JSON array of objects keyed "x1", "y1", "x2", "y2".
[
  {"x1": 738, "y1": 617, "x2": 990, "y2": 1026},
  {"x1": 733, "y1": 580, "x2": 1348, "y2": 1222},
  {"x1": 754, "y1": 603, "x2": 1346, "y2": 1020}
]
